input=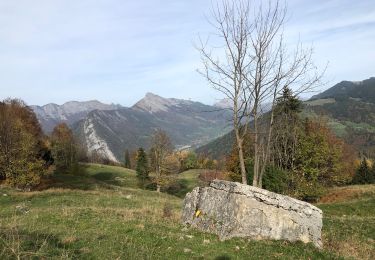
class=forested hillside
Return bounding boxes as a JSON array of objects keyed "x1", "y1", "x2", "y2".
[
  {"x1": 307, "y1": 77, "x2": 375, "y2": 156},
  {"x1": 198, "y1": 77, "x2": 375, "y2": 158}
]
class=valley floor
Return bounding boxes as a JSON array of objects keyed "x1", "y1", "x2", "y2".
[{"x1": 0, "y1": 164, "x2": 374, "y2": 259}]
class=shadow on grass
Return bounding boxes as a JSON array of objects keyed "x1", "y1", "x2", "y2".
[
  {"x1": 0, "y1": 228, "x2": 91, "y2": 259},
  {"x1": 41, "y1": 165, "x2": 120, "y2": 191},
  {"x1": 215, "y1": 255, "x2": 232, "y2": 260},
  {"x1": 164, "y1": 179, "x2": 192, "y2": 198},
  {"x1": 91, "y1": 172, "x2": 124, "y2": 186},
  {"x1": 40, "y1": 164, "x2": 198, "y2": 199}
]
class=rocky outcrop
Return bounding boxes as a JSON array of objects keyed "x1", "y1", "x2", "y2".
[{"x1": 181, "y1": 180, "x2": 323, "y2": 248}]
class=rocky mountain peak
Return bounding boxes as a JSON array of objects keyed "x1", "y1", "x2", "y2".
[{"x1": 133, "y1": 92, "x2": 192, "y2": 113}]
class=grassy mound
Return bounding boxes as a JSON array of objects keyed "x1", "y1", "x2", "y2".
[{"x1": 0, "y1": 164, "x2": 374, "y2": 259}]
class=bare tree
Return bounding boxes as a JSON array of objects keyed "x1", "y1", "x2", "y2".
[
  {"x1": 197, "y1": 0, "x2": 254, "y2": 184},
  {"x1": 198, "y1": 0, "x2": 324, "y2": 187}
]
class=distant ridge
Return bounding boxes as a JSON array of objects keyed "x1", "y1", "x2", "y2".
[
  {"x1": 311, "y1": 77, "x2": 375, "y2": 102},
  {"x1": 31, "y1": 100, "x2": 122, "y2": 133}
]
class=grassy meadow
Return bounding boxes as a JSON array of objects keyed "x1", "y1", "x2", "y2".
[{"x1": 0, "y1": 164, "x2": 374, "y2": 259}]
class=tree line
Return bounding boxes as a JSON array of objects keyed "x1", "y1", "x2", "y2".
[{"x1": 0, "y1": 98, "x2": 79, "y2": 190}]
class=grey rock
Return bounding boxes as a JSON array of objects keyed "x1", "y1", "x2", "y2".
[
  {"x1": 181, "y1": 180, "x2": 323, "y2": 248},
  {"x1": 15, "y1": 204, "x2": 30, "y2": 214}
]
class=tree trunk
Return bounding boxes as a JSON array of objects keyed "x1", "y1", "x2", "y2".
[
  {"x1": 235, "y1": 127, "x2": 247, "y2": 185},
  {"x1": 238, "y1": 141, "x2": 247, "y2": 185},
  {"x1": 253, "y1": 115, "x2": 259, "y2": 187},
  {"x1": 258, "y1": 104, "x2": 276, "y2": 188},
  {"x1": 155, "y1": 150, "x2": 161, "y2": 192}
]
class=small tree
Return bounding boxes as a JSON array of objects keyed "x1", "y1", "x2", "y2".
[
  {"x1": 136, "y1": 148, "x2": 149, "y2": 188},
  {"x1": 184, "y1": 152, "x2": 198, "y2": 170},
  {"x1": 150, "y1": 129, "x2": 174, "y2": 192},
  {"x1": 271, "y1": 87, "x2": 302, "y2": 171},
  {"x1": 51, "y1": 123, "x2": 77, "y2": 172},
  {"x1": 178, "y1": 150, "x2": 198, "y2": 171},
  {"x1": 124, "y1": 149, "x2": 131, "y2": 169},
  {"x1": 352, "y1": 158, "x2": 374, "y2": 184}
]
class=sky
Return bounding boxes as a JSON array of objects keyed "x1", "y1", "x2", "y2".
[{"x1": 0, "y1": 0, "x2": 374, "y2": 106}]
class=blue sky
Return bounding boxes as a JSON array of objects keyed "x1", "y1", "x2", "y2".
[{"x1": 0, "y1": 0, "x2": 374, "y2": 106}]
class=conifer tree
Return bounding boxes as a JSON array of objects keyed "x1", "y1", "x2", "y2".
[
  {"x1": 135, "y1": 148, "x2": 149, "y2": 188},
  {"x1": 352, "y1": 158, "x2": 372, "y2": 184},
  {"x1": 124, "y1": 149, "x2": 131, "y2": 169}
]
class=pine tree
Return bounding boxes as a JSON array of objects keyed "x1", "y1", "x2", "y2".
[
  {"x1": 124, "y1": 149, "x2": 131, "y2": 169},
  {"x1": 135, "y1": 148, "x2": 149, "y2": 188},
  {"x1": 272, "y1": 87, "x2": 302, "y2": 171},
  {"x1": 352, "y1": 158, "x2": 372, "y2": 184}
]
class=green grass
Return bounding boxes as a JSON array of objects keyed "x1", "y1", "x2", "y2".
[
  {"x1": 317, "y1": 185, "x2": 375, "y2": 259},
  {"x1": 343, "y1": 121, "x2": 375, "y2": 133},
  {"x1": 0, "y1": 164, "x2": 374, "y2": 259},
  {"x1": 326, "y1": 121, "x2": 348, "y2": 137}
]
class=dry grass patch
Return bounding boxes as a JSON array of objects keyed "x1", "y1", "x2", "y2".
[
  {"x1": 324, "y1": 236, "x2": 374, "y2": 260},
  {"x1": 319, "y1": 185, "x2": 375, "y2": 203}
]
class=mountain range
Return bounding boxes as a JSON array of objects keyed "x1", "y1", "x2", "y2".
[
  {"x1": 31, "y1": 101, "x2": 122, "y2": 133},
  {"x1": 31, "y1": 93, "x2": 231, "y2": 162},
  {"x1": 197, "y1": 77, "x2": 375, "y2": 158},
  {"x1": 31, "y1": 77, "x2": 375, "y2": 162}
]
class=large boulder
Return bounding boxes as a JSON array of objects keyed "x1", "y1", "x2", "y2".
[{"x1": 181, "y1": 180, "x2": 323, "y2": 248}]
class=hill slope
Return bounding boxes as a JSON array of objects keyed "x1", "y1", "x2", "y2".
[
  {"x1": 306, "y1": 77, "x2": 375, "y2": 154},
  {"x1": 311, "y1": 77, "x2": 375, "y2": 101},
  {"x1": 1, "y1": 164, "x2": 374, "y2": 259},
  {"x1": 198, "y1": 77, "x2": 375, "y2": 158}
]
